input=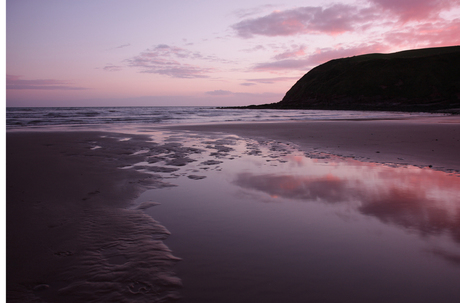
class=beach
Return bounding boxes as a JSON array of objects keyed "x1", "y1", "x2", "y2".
[
  {"x1": 168, "y1": 116, "x2": 460, "y2": 172},
  {"x1": 7, "y1": 132, "x2": 183, "y2": 302},
  {"x1": 7, "y1": 116, "x2": 460, "y2": 302}
]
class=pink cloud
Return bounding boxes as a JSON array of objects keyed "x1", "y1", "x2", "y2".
[
  {"x1": 384, "y1": 19, "x2": 460, "y2": 48},
  {"x1": 149, "y1": 44, "x2": 203, "y2": 59},
  {"x1": 303, "y1": 44, "x2": 390, "y2": 66},
  {"x1": 232, "y1": 4, "x2": 278, "y2": 19},
  {"x1": 103, "y1": 65, "x2": 122, "y2": 72},
  {"x1": 115, "y1": 43, "x2": 131, "y2": 49},
  {"x1": 232, "y1": 4, "x2": 377, "y2": 38},
  {"x1": 6, "y1": 75, "x2": 87, "y2": 90},
  {"x1": 126, "y1": 44, "x2": 212, "y2": 78},
  {"x1": 273, "y1": 45, "x2": 307, "y2": 60},
  {"x1": 244, "y1": 77, "x2": 300, "y2": 84},
  {"x1": 253, "y1": 59, "x2": 312, "y2": 72},
  {"x1": 369, "y1": 0, "x2": 460, "y2": 22},
  {"x1": 149, "y1": 65, "x2": 212, "y2": 79},
  {"x1": 232, "y1": 1, "x2": 460, "y2": 41},
  {"x1": 242, "y1": 2, "x2": 460, "y2": 74},
  {"x1": 240, "y1": 45, "x2": 266, "y2": 53},
  {"x1": 252, "y1": 44, "x2": 389, "y2": 72},
  {"x1": 205, "y1": 89, "x2": 233, "y2": 96}
]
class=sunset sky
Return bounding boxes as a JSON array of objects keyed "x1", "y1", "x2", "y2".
[{"x1": 6, "y1": 0, "x2": 460, "y2": 107}]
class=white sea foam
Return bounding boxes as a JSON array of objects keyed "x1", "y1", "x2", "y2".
[{"x1": 6, "y1": 106, "x2": 445, "y2": 128}]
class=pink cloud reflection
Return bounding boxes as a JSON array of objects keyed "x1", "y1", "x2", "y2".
[{"x1": 233, "y1": 166, "x2": 460, "y2": 246}]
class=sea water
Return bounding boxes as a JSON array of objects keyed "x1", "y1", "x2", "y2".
[{"x1": 5, "y1": 106, "x2": 444, "y2": 128}]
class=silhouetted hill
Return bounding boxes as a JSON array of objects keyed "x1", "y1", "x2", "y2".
[{"x1": 243, "y1": 46, "x2": 460, "y2": 113}]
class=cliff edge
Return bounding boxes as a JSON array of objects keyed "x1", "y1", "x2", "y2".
[{"x1": 245, "y1": 46, "x2": 460, "y2": 112}]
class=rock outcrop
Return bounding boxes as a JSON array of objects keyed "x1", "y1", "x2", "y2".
[{"x1": 245, "y1": 46, "x2": 460, "y2": 113}]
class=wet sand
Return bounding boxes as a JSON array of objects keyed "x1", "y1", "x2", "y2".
[
  {"x1": 7, "y1": 132, "x2": 183, "y2": 302},
  {"x1": 168, "y1": 116, "x2": 460, "y2": 172},
  {"x1": 6, "y1": 116, "x2": 460, "y2": 302}
]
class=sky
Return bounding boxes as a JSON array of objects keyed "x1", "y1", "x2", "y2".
[{"x1": 5, "y1": 0, "x2": 460, "y2": 107}]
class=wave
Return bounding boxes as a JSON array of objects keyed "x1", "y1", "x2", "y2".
[{"x1": 6, "y1": 106, "x2": 447, "y2": 128}]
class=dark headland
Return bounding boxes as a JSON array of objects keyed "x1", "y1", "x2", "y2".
[{"x1": 234, "y1": 45, "x2": 460, "y2": 113}]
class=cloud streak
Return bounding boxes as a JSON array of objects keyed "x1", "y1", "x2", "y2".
[
  {"x1": 232, "y1": 0, "x2": 460, "y2": 74},
  {"x1": 115, "y1": 43, "x2": 131, "y2": 49},
  {"x1": 251, "y1": 43, "x2": 390, "y2": 72},
  {"x1": 232, "y1": 1, "x2": 460, "y2": 39},
  {"x1": 273, "y1": 45, "x2": 307, "y2": 60},
  {"x1": 383, "y1": 18, "x2": 460, "y2": 47},
  {"x1": 126, "y1": 44, "x2": 213, "y2": 78},
  {"x1": 369, "y1": 0, "x2": 460, "y2": 22},
  {"x1": 232, "y1": 4, "x2": 378, "y2": 38},
  {"x1": 243, "y1": 77, "x2": 300, "y2": 85},
  {"x1": 203, "y1": 90, "x2": 284, "y2": 100},
  {"x1": 205, "y1": 89, "x2": 233, "y2": 95},
  {"x1": 103, "y1": 64, "x2": 123, "y2": 72},
  {"x1": 232, "y1": 4, "x2": 278, "y2": 19},
  {"x1": 6, "y1": 75, "x2": 87, "y2": 90}
]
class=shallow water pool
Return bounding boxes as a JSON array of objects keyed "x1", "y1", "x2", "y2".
[{"x1": 132, "y1": 130, "x2": 460, "y2": 303}]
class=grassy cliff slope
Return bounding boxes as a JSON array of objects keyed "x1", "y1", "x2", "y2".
[{"x1": 248, "y1": 46, "x2": 460, "y2": 112}]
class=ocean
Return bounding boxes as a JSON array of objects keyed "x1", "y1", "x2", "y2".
[{"x1": 5, "y1": 106, "x2": 443, "y2": 128}]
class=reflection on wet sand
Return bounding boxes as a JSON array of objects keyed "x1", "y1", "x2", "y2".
[
  {"x1": 233, "y1": 158, "x2": 460, "y2": 260},
  {"x1": 133, "y1": 132, "x2": 460, "y2": 302}
]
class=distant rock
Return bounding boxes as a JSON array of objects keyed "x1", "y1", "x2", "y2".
[{"x1": 242, "y1": 46, "x2": 460, "y2": 113}]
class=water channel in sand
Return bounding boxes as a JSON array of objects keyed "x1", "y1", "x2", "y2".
[{"x1": 128, "y1": 130, "x2": 460, "y2": 303}]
